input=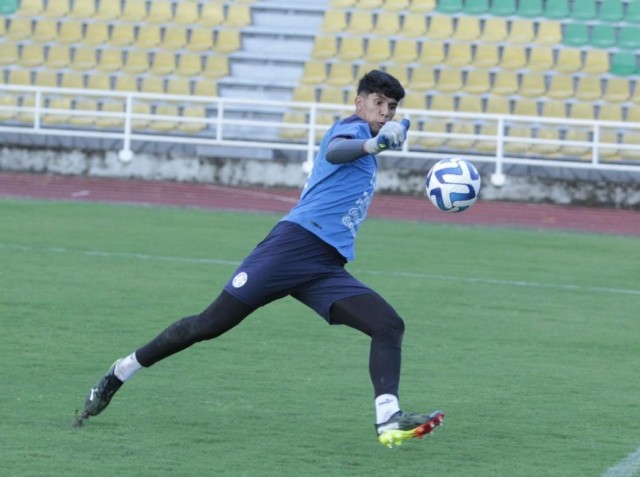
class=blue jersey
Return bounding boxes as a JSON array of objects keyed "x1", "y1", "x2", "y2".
[{"x1": 282, "y1": 115, "x2": 376, "y2": 262}]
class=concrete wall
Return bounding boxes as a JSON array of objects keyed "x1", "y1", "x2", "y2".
[{"x1": 1, "y1": 146, "x2": 639, "y2": 209}]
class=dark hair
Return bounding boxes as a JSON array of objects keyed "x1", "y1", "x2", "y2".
[{"x1": 357, "y1": 70, "x2": 405, "y2": 102}]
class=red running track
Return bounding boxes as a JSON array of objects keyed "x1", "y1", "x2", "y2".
[{"x1": 1, "y1": 172, "x2": 639, "y2": 236}]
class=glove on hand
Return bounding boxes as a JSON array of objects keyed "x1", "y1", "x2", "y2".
[{"x1": 364, "y1": 119, "x2": 411, "y2": 155}]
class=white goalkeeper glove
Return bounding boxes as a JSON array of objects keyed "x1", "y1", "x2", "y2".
[{"x1": 364, "y1": 119, "x2": 411, "y2": 155}]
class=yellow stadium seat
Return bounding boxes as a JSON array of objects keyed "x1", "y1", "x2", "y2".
[
  {"x1": 69, "y1": 0, "x2": 96, "y2": 19},
  {"x1": 602, "y1": 78, "x2": 630, "y2": 103},
  {"x1": 385, "y1": 64, "x2": 409, "y2": 85},
  {"x1": 280, "y1": 111, "x2": 308, "y2": 140},
  {"x1": 418, "y1": 121, "x2": 447, "y2": 149},
  {"x1": 201, "y1": 54, "x2": 229, "y2": 79},
  {"x1": 356, "y1": 62, "x2": 378, "y2": 80},
  {"x1": 174, "y1": 2, "x2": 199, "y2": 25},
  {"x1": 512, "y1": 98, "x2": 538, "y2": 117},
  {"x1": 0, "y1": 95, "x2": 19, "y2": 121},
  {"x1": 555, "y1": 49, "x2": 582, "y2": 74},
  {"x1": 400, "y1": 13, "x2": 427, "y2": 37},
  {"x1": 134, "y1": 24, "x2": 161, "y2": 49},
  {"x1": 150, "y1": 51, "x2": 175, "y2": 76},
  {"x1": 188, "y1": 28, "x2": 214, "y2": 51},
  {"x1": 7, "y1": 17, "x2": 32, "y2": 41},
  {"x1": 87, "y1": 75, "x2": 111, "y2": 91},
  {"x1": 132, "y1": 102, "x2": 152, "y2": 130},
  {"x1": 407, "y1": 65, "x2": 435, "y2": 90},
  {"x1": 111, "y1": 23, "x2": 136, "y2": 47},
  {"x1": 17, "y1": 96, "x2": 37, "y2": 124},
  {"x1": 532, "y1": 128, "x2": 561, "y2": 155},
  {"x1": 122, "y1": 49, "x2": 149, "y2": 74},
  {"x1": 320, "y1": 86, "x2": 346, "y2": 104},
  {"x1": 19, "y1": 0, "x2": 43, "y2": 16},
  {"x1": 417, "y1": 40, "x2": 445, "y2": 65},
  {"x1": 120, "y1": 0, "x2": 147, "y2": 22},
  {"x1": 60, "y1": 72, "x2": 85, "y2": 89},
  {"x1": 427, "y1": 15, "x2": 453, "y2": 39},
  {"x1": 199, "y1": 3, "x2": 224, "y2": 27},
  {"x1": 528, "y1": 46, "x2": 554, "y2": 71},
  {"x1": 97, "y1": 49, "x2": 122, "y2": 73},
  {"x1": 357, "y1": 0, "x2": 383, "y2": 7},
  {"x1": 430, "y1": 93, "x2": 456, "y2": 112},
  {"x1": 574, "y1": 76, "x2": 601, "y2": 101},
  {"x1": 70, "y1": 98, "x2": 98, "y2": 126},
  {"x1": 504, "y1": 125, "x2": 532, "y2": 155},
  {"x1": 193, "y1": 79, "x2": 218, "y2": 97},
  {"x1": 598, "y1": 129, "x2": 619, "y2": 160},
  {"x1": 347, "y1": 10, "x2": 373, "y2": 35},
  {"x1": 569, "y1": 102, "x2": 595, "y2": 120},
  {"x1": 372, "y1": 12, "x2": 400, "y2": 36},
  {"x1": 19, "y1": 44, "x2": 44, "y2": 67},
  {"x1": 337, "y1": 37, "x2": 363, "y2": 61},
  {"x1": 147, "y1": 0, "x2": 172, "y2": 23},
  {"x1": 436, "y1": 69, "x2": 463, "y2": 93},
  {"x1": 43, "y1": 97, "x2": 72, "y2": 125},
  {"x1": 619, "y1": 132, "x2": 640, "y2": 160},
  {"x1": 541, "y1": 101, "x2": 567, "y2": 118},
  {"x1": 95, "y1": 2, "x2": 121, "y2": 21},
  {"x1": 485, "y1": 96, "x2": 510, "y2": 114},
  {"x1": 458, "y1": 95, "x2": 482, "y2": 114},
  {"x1": 33, "y1": 19, "x2": 57, "y2": 43},
  {"x1": 35, "y1": 69, "x2": 58, "y2": 88},
  {"x1": 327, "y1": 62, "x2": 354, "y2": 86},
  {"x1": 162, "y1": 26, "x2": 188, "y2": 50},
  {"x1": 43, "y1": 0, "x2": 69, "y2": 18},
  {"x1": 140, "y1": 76, "x2": 165, "y2": 94},
  {"x1": 500, "y1": 45, "x2": 526, "y2": 70},
  {"x1": 599, "y1": 103, "x2": 623, "y2": 122},
  {"x1": 113, "y1": 75, "x2": 137, "y2": 92},
  {"x1": 315, "y1": 113, "x2": 338, "y2": 142},
  {"x1": 393, "y1": 39, "x2": 418, "y2": 63},
  {"x1": 42, "y1": 44, "x2": 69, "y2": 69},
  {"x1": 448, "y1": 122, "x2": 476, "y2": 150},
  {"x1": 507, "y1": 19, "x2": 534, "y2": 43},
  {"x1": 402, "y1": 91, "x2": 427, "y2": 110},
  {"x1": 519, "y1": 73, "x2": 546, "y2": 97},
  {"x1": 463, "y1": 69, "x2": 490, "y2": 94},
  {"x1": 70, "y1": 47, "x2": 96, "y2": 70},
  {"x1": 408, "y1": 0, "x2": 436, "y2": 13},
  {"x1": 176, "y1": 53, "x2": 202, "y2": 77},
  {"x1": 301, "y1": 60, "x2": 327, "y2": 85},
  {"x1": 480, "y1": 18, "x2": 507, "y2": 42},
  {"x1": 166, "y1": 77, "x2": 191, "y2": 96},
  {"x1": 561, "y1": 129, "x2": 591, "y2": 158},
  {"x1": 452, "y1": 16, "x2": 480, "y2": 41},
  {"x1": 330, "y1": 0, "x2": 356, "y2": 6},
  {"x1": 312, "y1": 35, "x2": 337, "y2": 60},
  {"x1": 547, "y1": 75, "x2": 574, "y2": 100},
  {"x1": 471, "y1": 44, "x2": 499, "y2": 68},
  {"x1": 385, "y1": 0, "x2": 410, "y2": 11},
  {"x1": 214, "y1": 30, "x2": 241, "y2": 54},
  {"x1": 84, "y1": 21, "x2": 109, "y2": 46},
  {"x1": 492, "y1": 71, "x2": 518, "y2": 96},
  {"x1": 364, "y1": 37, "x2": 391, "y2": 62},
  {"x1": 582, "y1": 49, "x2": 609, "y2": 75},
  {"x1": 292, "y1": 85, "x2": 316, "y2": 103},
  {"x1": 535, "y1": 21, "x2": 562, "y2": 45},
  {"x1": 226, "y1": 4, "x2": 252, "y2": 28},
  {"x1": 321, "y1": 10, "x2": 346, "y2": 33},
  {"x1": 179, "y1": 106, "x2": 208, "y2": 133},
  {"x1": 445, "y1": 43, "x2": 472, "y2": 67},
  {"x1": 96, "y1": 101, "x2": 125, "y2": 128}
]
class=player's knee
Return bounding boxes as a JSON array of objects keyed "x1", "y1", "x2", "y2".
[{"x1": 372, "y1": 311, "x2": 405, "y2": 346}]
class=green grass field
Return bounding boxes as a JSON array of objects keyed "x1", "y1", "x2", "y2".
[{"x1": 1, "y1": 198, "x2": 639, "y2": 477}]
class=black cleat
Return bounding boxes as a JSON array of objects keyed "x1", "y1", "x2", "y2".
[{"x1": 74, "y1": 361, "x2": 123, "y2": 427}]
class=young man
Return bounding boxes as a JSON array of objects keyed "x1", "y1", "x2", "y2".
[{"x1": 76, "y1": 70, "x2": 444, "y2": 448}]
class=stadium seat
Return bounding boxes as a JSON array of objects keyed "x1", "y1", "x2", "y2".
[
  {"x1": 7, "y1": 17, "x2": 33, "y2": 41},
  {"x1": 547, "y1": 75, "x2": 574, "y2": 100},
  {"x1": 598, "y1": 129, "x2": 619, "y2": 160},
  {"x1": 178, "y1": 106, "x2": 208, "y2": 133},
  {"x1": 166, "y1": 77, "x2": 191, "y2": 96},
  {"x1": 96, "y1": 101, "x2": 125, "y2": 128},
  {"x1": 320, "y1": 86, "x2": 346, "y2": 104},
  {"x1": 140, "y1": 76, "x2": 165, "y2": 94},
  {"x1": 599, "y1": 103, "x2": 624, "y2": 122},
  {"x1": 187, "y1": 28, "x2": 215, "y2": 51},
  {"x1": 327, "y1": 62, "x2": 354, "y2": 86},
  {"x1": 34, "y1": 70, "x2": 58, "y2": 88},
  {"x1": 408, "y1": 0, "x2": 436, "y2": 13},
  {"x1": 490, "y1": 0, "x2": 516, "y2": 16},
  {"x1": 430, "y1": 93, "x2": 455, "y2": 112},
  {"x1": 435, "y1": 69, "x2": 462, "y2": 93},
  {"x1": 436, "y1": 0, "x2": 462, "y2": 13},
  {"x1": 87, "y1": 74, "x2": 111, "y2": 91},
  {"x1": 598, "y1": 0, "x2": 623, "y2": 22},
  {"x1": 602, "y1": 77, "x2": 631, "y2": 102},
  {"x1": 427, "y1": 16, "x2": 453, "y2": 40},
  {"x1": 500, "y1": 45, "x2": 526, "y2": 70},
  {"x1": 610, "y1": 52, "x2": 638, "y2": 76},
  {"x1": 562, "y1": 23, "x2": 589, "y2": 47},
  {"x1": 201, "y1": 55, "x2": 228, "y2": 79},
  {"x1": 198, "y1": 3, "x2": 224, "y2": 27},
  {"x1": 393, "y1": 39, "x2": 418, "y2": 63},
  {"x1": 555, "y1": 49, "x2": 582, "y2": 74},
  {"x1": 458, "y1": 95, "x2": 482, "y2": 114},
  {"x1": 301, "y1": 60, "x2": 327, "y2": 84},
  {"x1": 384, "y1": 0, "x2": 410, "y2": 11},
  {"x1": 452, "y1": 16, "x2": 480, "y2": 41},
  {"x1": 372, "y1": 12, "x2": 400, "y2": 36},
  {"x1": 620, "y1": 133, "x2": 640, "y2": 160},
  {"x1": 445, "y1": 43, "x2": 472, "y2": 67},
  {"x1": 385, "y1": 64, "x2": 409, "y2": 85},
  {"x1": 0, "y1": 43, "x2": 18, "y2": 66},
  {"x1": 95, "y1": 1, "x2": 120, "y2": 21},
  {"x1": 43, "y1": 0, "x2": 69, "y2": 18},
  {"x1": 111, "y1": 23, "x2": 136, "y2": 47},
  {"x1": 175, "y1": 53, "x2": 202, "y2": 77},
  {"x1": 174, "y1": 2, "x2": 199, "y2": 25},
  {"x1": 162, "y1": 27, "x2": 188, "y2": 50},
  {"x1": 448, "y1": 122, "x2": 476, "y2": 150},
  {"x1": 519, "y1": 73, "x2": 546, "y2": 97},
  {"x1": 70, "y1": 47, "x2": 97, "y2": 71},
  {"x1": 582, "y1": 49, "x2": 609, "y2": 74},
  {"x1": 475, "y1": 123, "x2": 497, "y2": 152},
  {"x1": 364, "y1": 37, "x2": 391, "y2": 62},
  {"x1": 84, "y1": 21, "x2": 109, "y2": 46},
  {"x1": 591, "y1": 25, "x2": 616, "y2": 48},
  {"x1": 43, "y1": 97, "x2": 72, "y2": 125},
  {"x1": 401, "y1": 91, "x2": 426, "y2": 111},
  {"x1": 120, "y1": 0, "x2": 148, "y2": 22},
  {"x1": 150, "y1": 51, "x2": 175, "y2": 76},
  {"x1": 132, "y1": 102, "x2": 152, "y2": 130},
  {"x1": 134, "y1": 24, "x2": 161, "y2": 49},
  {"x1": 504, "y1": 125, "x2": 531, "y2": 155},
  {"x1": 417, "y1": 40, "x2": 445, "y2": 65},
  {"x1": 512, "y1": 98, "x2": 538, "y2": 117},
  {"x1": 33, "y1": 19, "x2": 57, "y2": 43},
  {"x1": 347, "y1": 10, "x2": 373, "y2": 35},
  {"x1": 226, "y1": 4, "x2": 252, "y2": 28},
  {"x1": 70, "y1": 98, "x2": 98, "y2": 126},
  {"x1": 400, "y1": 13, "x2": 427, "y2": 37},
  {"x1": 418, "y1": 121, "x2": 447, "y2": 149},
  {"x1": 574, "y1": 76, "x2": 601, "y2": 101},
  {"x1": 0, "y1": 94, "x2": 19, "y2": 121},
  {"x1": 485, "y1": 96, "x2": 510, "y2": 114},
  {"x1": 571, "y1": 0, "x2": 596, "y2": 20},
  {"x1": 406, "y1": 65, "x2": 435, "y2": 90},
  {"x1": 357, "y1": 0, "x2": 383, "y2": 8},
  {"x1": 43, "y1": 45, "x2": 71, "y2": 70},
  {"x1": 517, "y1": 0, "x2": 542, "y2": 17},
  {"x1": 336, "y1": 37, "x2": 363, "y2": 61},
  {"x1": 479, "y1": 18, "x2": 507, "y2": 42},
  {"x1": 97, "y1": 49, "x2": 123, "y2": 73},
  {"x1": 618, "y1": 26, "x2": 640, "y2": 50},
  {"x1": 528, "y1": 46, "x2": 554, "y2": 71},
  {"x1": 463, "y1": 0, "x2": 488, "y2": 14},
  {"x1": 544, "y1": 0, "x2": 569, "y2": 18},
  {"x1": 18, "y1": 0, "x2": 42, "y2": 16},
  {"x1": 16, "y1": 96, "x2": 36, "y2": 124},
  {"x1": 69, "y1": 0, "x2": 96, "y2": 19},
  {"x1": 19, "y1": 44, "x2": 44, "y2": 67},
  {"x1": 541, "y1": 100, "x2": 567, "y2": 118},
  {"x1": 569, "y1": 102, "x2": 595, "y2": 120},
  {"x1": 472, "y1": 44, "x2": 499, "y2": 68},
  {"x1": 492, "y1": 70, "x2": 518, "y2": 96},
  {"x1": 147, "y1": 0, "x2": 172, "y2": 24},
  {"x1": 8, "y1": 69, "x2": 32, "y2": 86},
  {"x1": 531, "y1": 128, "x2": 561, "y2": 155},
  {"x1": 535, "y1": 21, "x2": 562, "y2": 45},
  {"x1": 60, "y1": 71, "x2": 84, "y2": 89},
  {"x1": 462, "y1": 69, "x2": 490, "y2": 94},
  {"x1": 280, "y1": 111, "x2": 308, "y2": 140},
  {"x1": 122, "y1": 49, "x2": 149, "y2": 75},
  {"x1": 330, "y1": 0, "x2": 356, "y2": 6},
  {"x1": 627, "y1": 0, "x2": 640, "y2": 23},
  {"x1": 193, "y1": 79, "x2": 218, "y2": 97},
  {"x1": 114, "y1": 75, "x2": 137, "y2": 92},
  {"x1": 312, "y1": 36, "x2": 337, "y2": 60},
  {"x1": 507, "y1": 19, "x2": 534, "y2": 43},
  {"x1": 214, "y1": 30, "x2": 241, "y2": 54}
]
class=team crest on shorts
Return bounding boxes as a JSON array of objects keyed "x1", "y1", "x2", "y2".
[{"x1": 232, "y1": 271, "x2": 248, "y2": 288}]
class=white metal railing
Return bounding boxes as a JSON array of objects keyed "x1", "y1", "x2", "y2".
[{"x1": 1, "y1": 84, "x2": 639, "y2": 185}]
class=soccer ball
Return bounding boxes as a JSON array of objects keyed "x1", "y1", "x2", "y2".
[{"x1": 425, "y1": 158, "x2": 481, "y2": 213}]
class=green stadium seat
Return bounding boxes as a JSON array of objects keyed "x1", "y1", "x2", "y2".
[
  {"x1": 610, "y1": 52, "x2": 638, "y2": 76},
  {"x1": 598, "y1": 0, "x2": 623, "y2": 22},
  {"x1": 489, "y1": 0, "x2": 515, "y2": 16},
  {"x1": 570, "y1": 0, "x2": 596, "y2": 20},
  {"x1": 563, "y1": 23, "x2": 589, "y2": 47},
  {"x1": 591, "y1": 25, "x2": 616, "y2": 48},
  {"x1": 626, "y1": 0, "x2": 640, "y2": 23},
  {"x1": 436, "y1": 0, "x2": 462, "y2": 13},
  {"x1": 618, "y1": 26, "x2": 640, "y2": 50},
  {"x1": 544, "y1": 0, "x2": 569, "y2": 18},
  {"x1": 517, "y1": 0, "x2": 542, "y2": 17},
  {"x1": 0, "y1": 0, "x2": 18, "y2": 14},
  {"x1": 462, "y1": 0, "x2": 488, "y2": 15}
]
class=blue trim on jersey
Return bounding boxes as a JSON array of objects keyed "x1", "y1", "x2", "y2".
[{"x1": 282, "y1": 115, "x2": 376, "y2": 262}]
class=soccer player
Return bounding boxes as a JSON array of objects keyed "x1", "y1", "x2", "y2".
[{"x1": 76, "y1": 70, "x2": 444, "y2": 447}]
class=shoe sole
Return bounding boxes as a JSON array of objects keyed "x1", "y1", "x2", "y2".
[{"x1": 378, "y1": 411, "x2": 445, "y2": 448}]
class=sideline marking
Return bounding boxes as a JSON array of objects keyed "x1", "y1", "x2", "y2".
[
  {"x1": 2, "y1": 242, "x2": 640, "y2": 296},
  {"x1": 603, "y1": 446, "x2": 640, "y2": 477}
]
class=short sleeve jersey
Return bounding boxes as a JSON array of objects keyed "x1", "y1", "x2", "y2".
[{"x1": 282, "y1": 115, "x2": 376, "y2": 262}]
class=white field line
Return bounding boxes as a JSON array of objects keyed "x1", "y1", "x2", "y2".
[
  {"x1": 2, "y1": 242, "x2": 640, "y2": 297},
  {"x1": 603, "y1": 446, "x2": 640, "y2": 477}
]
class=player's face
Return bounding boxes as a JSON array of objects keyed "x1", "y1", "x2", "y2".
[{"x1": 355, "y1": 93, "x2": 399, "y2": 135}]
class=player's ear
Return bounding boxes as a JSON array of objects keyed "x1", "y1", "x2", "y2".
[{"x1": 354, "y1": 94, "x2": 364, "y2": 112}]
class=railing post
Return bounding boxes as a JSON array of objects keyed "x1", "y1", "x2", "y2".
[
  {"x1": 491, "y1": 116, "x2": 506, "y2": 187},
  {"x1": 302, "y1": 104, "x2": 316, "y2": 174},
  {"x1": 119, "y1": 93, "x2": 133, "y2": 163}
]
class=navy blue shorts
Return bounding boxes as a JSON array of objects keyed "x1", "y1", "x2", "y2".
[{"x1": 223, "y1": 220, "x2": 374, "y2": 321}]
